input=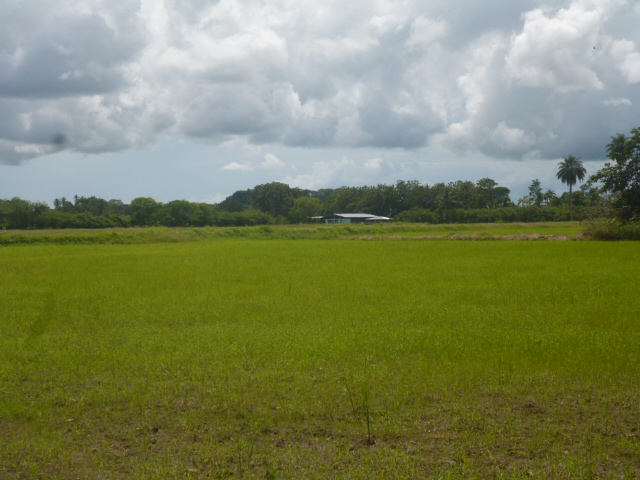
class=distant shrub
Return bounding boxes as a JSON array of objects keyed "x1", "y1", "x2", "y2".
[
  {"x1": 583, "y1": 222, "x2": 640, "y2": 240},
  {"x1": 396, "y1": 206, "x2": 600, "y2": 224}
]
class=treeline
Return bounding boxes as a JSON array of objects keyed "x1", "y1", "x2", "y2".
[
  {"x1": 0, "y1": 196, "x2": 273, "y2": 230},
  {"x1": 1, "y1": 177, "x2": 609, "y2": 230},
  {"x1": 217, "y1": 178, "x2": 608, "y2": 223}
]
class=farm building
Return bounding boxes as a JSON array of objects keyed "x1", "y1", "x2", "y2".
[{"x1": 324, "y1": 213, "x2": 390, "y2": 224}]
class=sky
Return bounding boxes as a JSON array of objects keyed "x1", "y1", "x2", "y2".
[{"x1": 1, "y1": 0, "x2": 639, "y2": 205}]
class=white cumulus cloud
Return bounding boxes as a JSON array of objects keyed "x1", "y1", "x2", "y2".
[
  {"x1": 611, "y1": 40, "x2": 640, "y2": 83},
  {"x1": 0, "y1": 0, "x2": 639, "y2": 166},
  {"x1": 505, "y1": 3, "x2": 605, "y2": 91},
  {"x1": 221, "y1": 161, "x2": 253, "y2": 172},
  {"x1": 261, "y1": 153, "x2": 286, "y2": 169}
]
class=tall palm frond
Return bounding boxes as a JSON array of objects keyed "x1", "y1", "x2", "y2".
[
  {"x1": 606, "y1": 134, "x2": 627, "y2": 164},
  {"x1": 557, "y1": 155, "x2": 587, "y2": 219}
]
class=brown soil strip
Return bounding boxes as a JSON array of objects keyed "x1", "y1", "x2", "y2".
[{"x1": 348, "y1": 233, "x2": 572, "y2": 241}]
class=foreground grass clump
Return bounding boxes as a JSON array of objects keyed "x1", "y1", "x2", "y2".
[
  {"x1": 583, "y1": 222, "x2": 640, "y2": 240},
  {"x1": 1, "y1": 240, "x2": 639, "y2": 479}
]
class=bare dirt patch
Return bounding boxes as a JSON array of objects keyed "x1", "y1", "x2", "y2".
[{"x1": 349, "y1": 233, "x2": 571, "y2": 241}]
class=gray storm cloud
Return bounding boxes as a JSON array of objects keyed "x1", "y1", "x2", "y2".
[{"x1": 0, "y1": 0, "x2": 639, "y2": 165}]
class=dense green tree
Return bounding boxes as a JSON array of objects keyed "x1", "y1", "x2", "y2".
[
  {"x1": 74, "y1": 196, "x2": 109, "y2": 215},
  {"x1": 288, "y1": 197, "x2": 321, "y2": 223},
  {"x1": 519, "y1": 179, "x2": 544, "y2": 207},
  {"x1": 591, "y1": 128, "x2": 640, "y2": 222},
  {"x1": 53, "y1": 196, "x2": 75, "y2": 213},
  {"x1": 129, "y1": 197, "x2": 161, "y2": 226},
  {"x1": 322, "y1": 187, "x2": 361, "y2": 215},
  {"x1": 219, "y1": 189, "x2": 252, "y2": 212},
  {"x1": 492, "y1": 187, "x2": 512, "y2": 207},
  {"x1": 579, "y1": 183, "x2": 606, "y2": 207},
  {"x1": 543, "y1": 189, "x2": 557, "y2": 206},
  {"x1": 530, "y1": 179, "x2": 544, "y2": 207},
  {"x1": 0, "y1": 198, "x2": 51, "y2": 229},
  {"x1": 558, "y1": 191, "x2": 585, "y2": 208},
  {"x1": 218, "y1": 199, "x2": 248, "y2": 212},
  {"x1": 474, "y1": 178, "x2": 512, "y2": 209},
  {"x1": 476, "y1": 178, "x2": 497, "y2": 208},
  {"x1": 450, "y1": 180, "x2": 476, "y2": 209},
  {"x1": 431, "y1": 183, "x2": 454, "y2": 212},
  {"x1": 157, "y1": 200, "x2": 202, "y2": 227},
  {"x1": 395, "y1": 180, "x2": 424, "y2": 211},
  {"x1": 106, "y1": 199, "x2": 127, "y2": 215},
  {"x1": 252, "y1": 182, "x2": 302, "y2": 217},
  {"x1": 308, "y1": 188, "x2": 335, "y2": 204},
  {"x1": 359, "y1": 184, "x2": 398, "y2": 216}
]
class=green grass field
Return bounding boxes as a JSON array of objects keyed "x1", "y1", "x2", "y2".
[
  {"x1": 0, "y1": 221, "x2": 588, "y2": 245},
  {"x1": 1, "y1": 235, "x2": 639, "y2": 478}
]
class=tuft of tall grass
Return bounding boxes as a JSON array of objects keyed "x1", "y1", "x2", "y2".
[{"x1": 583, "y1": 221, "x2": 640, "y2": 240}]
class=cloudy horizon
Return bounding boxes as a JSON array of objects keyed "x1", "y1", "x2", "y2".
[{"x1": 1, "y1": 0, "x2": 639, "y2": 204}]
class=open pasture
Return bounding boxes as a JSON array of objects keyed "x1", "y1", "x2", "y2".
[
  {"x1": 0, "y1": 221, "x2": 587, "y2": 245},
  {"x1": 1, "y1": 239, "x2": 639, "y2": 479}
]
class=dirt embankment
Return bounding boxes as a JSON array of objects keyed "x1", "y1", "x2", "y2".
[{"x1": 350, "y1": 233, "x2": 572, "y2": 241}]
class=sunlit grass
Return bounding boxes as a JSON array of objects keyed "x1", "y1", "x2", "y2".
[
  {"x1": 1, "y1": 240, "x2": 638, "y2": 479},
  {"x1": 382, "y1": 221, "x2": 586, "y2": 237},
  {"x1": 0, "y1": 221, "x2": 588, "y2": 245}
]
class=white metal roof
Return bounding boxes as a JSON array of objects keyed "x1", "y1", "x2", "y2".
[{"x1": 334, "y1": 213, "x2": 376, "y2": 218}]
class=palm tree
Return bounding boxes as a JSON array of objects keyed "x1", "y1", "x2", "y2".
[
  {"x1": 556, "y1": 155, "x2": 587, "y2": 220},
  {"x1": 606, "y1": 133, "x2": 627, "y2": 164}
]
